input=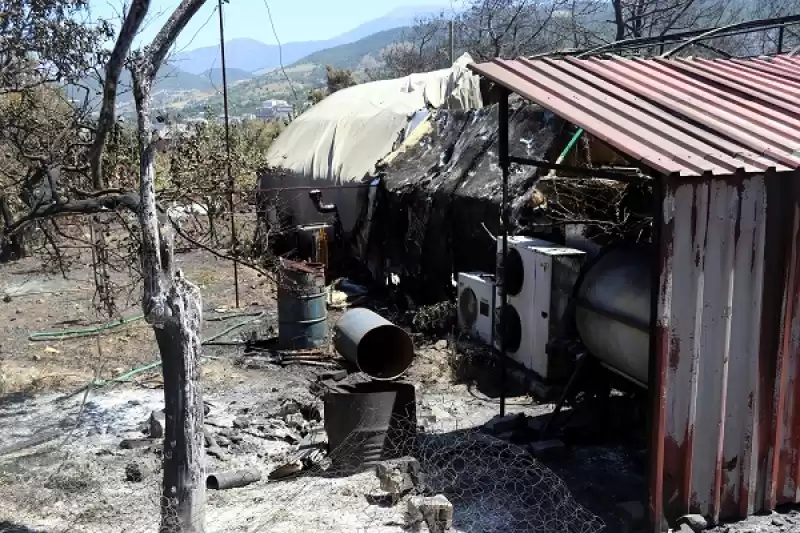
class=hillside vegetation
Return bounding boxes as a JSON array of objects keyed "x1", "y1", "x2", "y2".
[{"x1": 288, "y1": 26, "x2": 408, "y2": 71}]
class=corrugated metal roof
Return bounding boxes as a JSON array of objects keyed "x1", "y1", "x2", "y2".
[{"x1": 469, "y1": 55, "x2": 800, "y2": 177}]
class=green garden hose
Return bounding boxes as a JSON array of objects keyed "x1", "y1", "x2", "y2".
[
  {"x1": 29, "y1": 314, "x2": 146, "y2": 341},
  {"x1": 52, "y1": 311, "x2": 267, "y2": 390}
]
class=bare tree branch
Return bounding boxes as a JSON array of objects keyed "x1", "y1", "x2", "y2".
[{"x1": 89, "y1": 0, "x2": 150, "y2": 190}]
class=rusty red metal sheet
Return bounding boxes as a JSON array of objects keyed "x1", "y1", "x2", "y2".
[
  {"x1": 655, "y1": 173, "x2": 800, "y2": 526},
  {"x1": 469, "y1": 55, "x2": 800, "y2": 177}
]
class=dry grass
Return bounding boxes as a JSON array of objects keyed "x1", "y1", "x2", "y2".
[{"x1": 0, "y1": 363, "x2": 84, "y2": 395}]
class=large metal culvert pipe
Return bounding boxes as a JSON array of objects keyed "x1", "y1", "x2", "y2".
[
  {"x1": 333, "y1": 308, "x2": 414, "y2": 380},
  {"x1": 574, "y1": 245, "x2": 652, "y2": 388}
]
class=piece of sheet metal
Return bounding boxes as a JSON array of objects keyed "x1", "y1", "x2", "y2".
[
  {"x1": 469, "y1": 55, "x2": 800, "y2": 177},
  {"x1": 656, "y1": 173, "x2": 800, "y2": 525}
]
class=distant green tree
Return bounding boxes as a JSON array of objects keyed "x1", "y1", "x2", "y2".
[
  {"x1": 307, "y1": 88, "x2": 327, "y2": 104},
  {"x1": 325, "y1": 65, "x2": 356, "y2": 94}
]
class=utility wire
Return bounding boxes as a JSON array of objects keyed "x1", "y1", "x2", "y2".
[{"x1": 261, "y1": 0, "x2": 300, "y2": 104}]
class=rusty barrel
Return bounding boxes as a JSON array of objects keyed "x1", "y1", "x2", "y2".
[
  {"x1": 324, "y1": 381, "x2": 417, "y2": 475},
  {"x1": 278, "y1": 260, "x2": 327, "y2": 350}
]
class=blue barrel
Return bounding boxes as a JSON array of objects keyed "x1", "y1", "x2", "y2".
[{"x1": 277, "y1": 260, "x2": 327, "y2": 349}]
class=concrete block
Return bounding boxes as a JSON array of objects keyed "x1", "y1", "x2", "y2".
[
  {"x1": 528, "y1": 439, "x2": 566, "y2": 459},
  {"x1": 376, "y1": 457, "x2": 422, "y2": 495},
  {"x1": 407, "y1": 494, "x2": 454, "y2": 533}
]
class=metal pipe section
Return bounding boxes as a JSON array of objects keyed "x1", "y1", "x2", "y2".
[
  {"x1": 498, "y1": 87, "x2": 511, "y2": 417},
  {"x1": 333, "y1": 308, "x2": 414, "y2": 380},
  {"x1": 206, "y1": 469, "x2": 262, "y2": 490}
]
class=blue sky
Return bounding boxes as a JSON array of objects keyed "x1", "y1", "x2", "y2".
[{"x1": 87, "y1": 0, "x2": 453, "y2": 52}]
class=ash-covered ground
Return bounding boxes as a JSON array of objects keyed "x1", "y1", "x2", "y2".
[
  {"x1": 0, "y1": 336, "x2": 634, "y2": 533},
  {"x1": 1, "y1": 250, "x2": 796, "y2": 533}
]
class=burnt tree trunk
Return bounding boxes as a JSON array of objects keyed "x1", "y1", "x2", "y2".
[
  {"x1": 0, "y1": 196, "x2": 26, "y2": 262},
  {"x1": 134, "y1": 62, "x2": 206, "y2": 533},
  {"x1": 91, "y1": 2, "x2": 211, "y2": 531},
  {"x1": 154, "y1": 277, "x2": 205, "y2": 533}
]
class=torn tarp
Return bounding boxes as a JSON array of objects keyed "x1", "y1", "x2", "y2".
[
  {"x1": 363, "y1": 98, "x2": 559, "y2": 304},
  {"x1": 258, "y1": 54, "x2": 483, "y2": 235}
]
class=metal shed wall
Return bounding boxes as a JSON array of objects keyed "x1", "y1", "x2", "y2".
[
  {"x1": 654, "y1": 172, "x2": 800, "y2": 525},
  {"x1": 468, "y1": 54, "x2": 800, "y2": 530}
]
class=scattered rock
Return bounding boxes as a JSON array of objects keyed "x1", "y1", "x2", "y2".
[
  {"x1": 233, "y1": 416, "x2": 251, "y2": 429},
  {"x1": 15, "y1": 309, "x2": 21, "y2": 315},
  {"x1": 43, "y1": 346, "x2": 60, "y2": 354},
  {"x1": 274, "y1": 397, "x2": 321, "y2": 422},
  {"x1": 528, "y1": 439, "x2": 566, "y2": 459},
  {"x1": 376, "y1": 457, "x2": 423, "y2": 496},
  {"x1": 319, "y1": 369, "x2": 348, "y2": 382},
  {"x1": 407, "y1": 494, "x2": 454, "y2": 533},
  {"x1": 429, "y1": 405, "x2": 452, "y2": 421},
  {"x1": 617, "y1": 500, "x2": 646, "y2": 526},
  {"x1": 148, "y1": 411, "x2": 165, "y2": 438},
  {"x1": 676, "y1": 514, "x2": 708, "y2": 531},
  {"x1": 2, "y1": 294, "x2": 11, "y2": 303},
  {"x1": 207, "y1": 446, "x2": 226, "y2": 460},
  {"x1": 269, "y1": 460, "x2": 303, "y2": 480},
  {"x1": 434, "y1": 339, "x2": 448, "y2": 350},
  {"x1": 260, "y1": 426, "x2": 300, "y2": 444},
  {"x1": 483, "y1": 413, "x2": 523, "y2": 435},
  {"x1": 124, "y1": 460, "x2": 156, "y2": 482},
  {"x1": 203, "y1": 429, "x2": 225, "y2": 459},
  {"x1": 285, "y1": 412, "x2": 307, "y2": 432},
  {"x1": 125, "y1": 462, "x2": 145, "y2": 482},
  {"x1": 526, "y1": 415, "x2": 550, "y2": 432},
  {"x1": 120, "y1": 438, "x2": 157, "y2": 450},
  {"x1": 217, "y1": 427, "x2": 238, "y2": 439}
]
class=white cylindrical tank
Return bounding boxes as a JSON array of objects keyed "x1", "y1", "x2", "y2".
[{"x1": 574, "y1": 246, "x2": 651, "y2": 387}]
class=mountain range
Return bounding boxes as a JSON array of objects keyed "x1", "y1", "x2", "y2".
[{"x1": 171, "y1": 5, "x2": 449, "y2": 74}]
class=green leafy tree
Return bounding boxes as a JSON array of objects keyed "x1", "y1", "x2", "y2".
[{"x1": 325, "y1": 65, "x2": 356, "y2": 94}]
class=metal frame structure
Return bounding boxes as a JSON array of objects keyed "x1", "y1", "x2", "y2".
[
  {"x1": 529, "y1": 14, "x2": 800, "y2": 60},
  {"x1": 473, "y1": 52, "x2": 800, "y2": 533}
]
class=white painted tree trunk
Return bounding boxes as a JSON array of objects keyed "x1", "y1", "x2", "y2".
[{"x1": 134, "y1": 69, "x2": 206, "y2": 533}]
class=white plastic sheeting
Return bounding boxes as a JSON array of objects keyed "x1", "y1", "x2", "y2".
[{"x1": 259, "y1": 54, "x2": 483, "y2": 232}]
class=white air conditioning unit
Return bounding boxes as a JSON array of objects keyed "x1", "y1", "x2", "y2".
[
  {"x1": 457, "y1": 272, "x2": 497, "y2": 344},
  {"x1": 495, "y1": 237, "x2": 585, "y2": 381}
]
